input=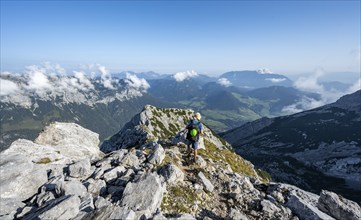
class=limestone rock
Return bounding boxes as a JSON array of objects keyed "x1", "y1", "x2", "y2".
[
  {"x1": 147, "y1": 144, "x2": 165, "y2": 165},
  {"x1": 23, "y1": 195, "x2": 81, "y2": 220},
  {"x1": 35, "y1": 122, "x2": 101, "y2": 160},
  {"x1": 197, "y1": 171, "x2": 214, "y2": 193},
  {"x1": 0, "y1": 152, "x2": 48, "y2": 201},
  {"x1": 121, "y1": 172, "x2": 165, "y2": 215},
  {"x1": 120, "y1": 151, "x2": 140, "y2": 168},
  {"x1": 91, "y1": 205, "x2": 136, "y2": 220},
  {"x1": 229, "y1": 208, "x2": 249, "y2": 220},
  {"x1": 62, "y1": 180, "x2": 88, "y2": 198},
  {"x1": 85, "y1": 179, "x2": 107, "y2": 197},
  {"x1": 318, "y1": 190, "x2": 361, "y2": 220},
  {"x1": 158, "y1": 163, "x2": 184, "y2": 184},
  {"x1": 68, "y1": 159, "x2": 92, "y2": 179},
  {"x1": 102, "y1": 166, "x2": 126, "y2": 183},
  {"x1": 0, "y1": 198, "x2": 25, "y2": 219}
]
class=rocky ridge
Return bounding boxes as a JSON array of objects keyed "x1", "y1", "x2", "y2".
[{"x1": 1, "y1": 106, "x2": 360, "y2": 220}]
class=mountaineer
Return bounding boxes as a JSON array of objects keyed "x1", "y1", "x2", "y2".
[{"x1": 185, "y1": 112, "x2": 203, "y2": 162}]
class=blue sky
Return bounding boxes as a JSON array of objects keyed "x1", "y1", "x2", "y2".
[{"x1": 1, "y1": 1, "x2": 360, "y2": 75}]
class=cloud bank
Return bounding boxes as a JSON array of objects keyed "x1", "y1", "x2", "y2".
[
  {"x1": 217, "y1": 78, "x2": 232, "y2": 87},
  {"x1": 265, "y1": 78, "x2": 286, "y2": 83},
  {"x1": 173, "y1": 70, "x2": 198, "y2": 82},
  {"x1": 282, "y1": 69, "x2": 361, "y2": 114},
  {"x1": 0, "y1": 63, "x2": 150, "y2": 107},
  {"x1": 257, "y1": 68, "x2": 273, "y2": 74}
]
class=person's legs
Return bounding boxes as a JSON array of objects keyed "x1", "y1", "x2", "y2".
[{"x1": 193, "y1": 142, "x2": 199, "y2": 162}]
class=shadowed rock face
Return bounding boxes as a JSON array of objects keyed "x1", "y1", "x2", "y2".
[
  {"x1": 1, "y1": 105, "x2": 360, "y2": 220},
  {"x1": 222, "y1": 90, "x2": 361, "y2": 203}
]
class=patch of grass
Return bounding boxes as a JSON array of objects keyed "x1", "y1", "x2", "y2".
[
  {"x1": 161, "y1": 185, "x2": 198, "y2": 215},
  {"x1": 256, "y1": 169, "x2": 272, "y2": 183},
  {"x1": 200, "y1": 139, "x2": 256, "y2": 177},
  {"x1": 35, "y1": 157, "x2": 52, "y2": 164}
]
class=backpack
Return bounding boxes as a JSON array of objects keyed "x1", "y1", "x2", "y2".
[{"x1": 186, "y1": 120, "x2": 200, "y2": 142}]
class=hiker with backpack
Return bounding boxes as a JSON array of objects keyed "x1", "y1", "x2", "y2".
[{"x1": 185, "y1": 112, "x2": 203, "y2": 162}]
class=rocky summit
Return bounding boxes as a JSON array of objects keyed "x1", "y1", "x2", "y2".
[{"x1": 1, "y1": 106, "x2": 360, "y2": 220}]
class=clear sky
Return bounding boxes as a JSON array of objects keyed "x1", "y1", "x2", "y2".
[{"x1": 1, "y1": 1, "x2": 360, "y2": 75}]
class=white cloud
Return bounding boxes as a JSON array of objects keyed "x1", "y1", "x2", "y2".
[
  {"x1": 265, "y1": 78, "x2": 286, "y2": 83},
  {"x1": 173, "y1": 70, "x2": 198, "y2": 82},
  {"x1": 97, "y1": 64, "x2": 115, "y2": 89},
  {"x1": 0, "y1": 79, "x2": 20, "y2": 96},
  {"x1": 257, "y1": 68, "x2": 273, "y2": 74},
  {"x1": 217, "y1": 78, "x2": 232, "y2": 87},
  {"x1": 283, "y1": 68, "x2": 361, "y2": 114},
  {"x1": 125, "y1": 73, "x2": 150, "y2": 91},
  {"x1": 25, "y1": 65, "x2": 51, "y2": 91},
  {"x1": 74, "y1": 71, "x2": 94, "y2": 90}
]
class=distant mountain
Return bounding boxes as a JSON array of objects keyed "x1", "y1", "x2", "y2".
[
  {"x1": 246, "y1": 86, "x2": 321, "y2": 114},
  {"x1": 222, "y1": 90, "x2": 361, "y2": 203},
  {"x1": 219, "y1": 70, "x2": 293, "y2": 89},
  {"x1": 112, "y1": 71, "x2": 164, "y2": 80},
  {"x1": 320, "y1": 81, "x2": 352, "y2": 92},
  {"x1": 0, "y1": 74, "x2": 171, "y2": 150}
]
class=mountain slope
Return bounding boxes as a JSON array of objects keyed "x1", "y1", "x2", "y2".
[
  {"x1": 2, "y1": 107, "x2": 360, "y2": 220},
  {"x1": 222, "y1": 90, "x2": 361, "y2": 203},
  {"x1": 220, "y1": 70, "x2": 293, "y2": 89}
]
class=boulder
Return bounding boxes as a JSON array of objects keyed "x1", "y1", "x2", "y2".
[
  {"x1": 68, "y1": 159, "x2": 92, "y2": 179},
  {"x1": 35, "y1": 122, "x2": 101, "y2": 160},
  {"x1": 147, "y1": 144, "x2": 165, "y2": 165},
  {"x1": 197, "y1": 171, "x2": 214, "y2": 193},
  {"x1": 23, "y1": 195, "x2": 81, "y2": 220},
  {"x1": 85, "y1": 179, "x2": 107, "y2": 197},
  {"x1": 121, "y1": 172, "x2": 165, "y2": 215},
  {"x1": 318, "y1": 190, "x2": 361, "y2": 220},
  {"x1": 120, "y1": 151, "x2": 140, "y2": 168},
  {"x1": 62, "y1": 180, "x2": 88, "y2": 198},
  {"x1": 261, "y1": 199, "x2": 291, "y2": 220},
  {"x1": 44, "y1": 174, "x2": 65, "y2": 196},
  {"x1": 158, "y1": 163, "x2": 184, "y2": 184},
  {"x1": 229, "y1": 208, "x2": 249, "y2": 220},
  {"x1": 102, "y1": 166, "x2": 126, "y2": 183},
  {"x1": 0, "y1": 198, "x2": 25, "y2": 219},
  {"x1": 90, "y1": 205, "x2": 135, "y2": 219},
  {"x1": 195, "y1": 155, "x2": 207, "y2": 168},
  {"x1": 0, "y1": 152, "x2": 48, "y2": 201},
  {"x1": 286, "y1": 189, "x2": 334, "y2": 220},
  {"x1": 170, "y1": 214, "x2": 196, "y2": 220},
  {"x1": 36, "y1": 189, "x2": 56, "y2": 207}
]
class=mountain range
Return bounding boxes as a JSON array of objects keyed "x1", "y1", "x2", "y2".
[
  {"x1": 1, "y1": 106, "x2": 360, "y2": 219},
  {"x1": 221, "y1": 90, "x2": 361, "y2": 203}
]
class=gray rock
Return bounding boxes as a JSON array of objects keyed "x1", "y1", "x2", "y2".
[
  {"x1": 0, "y1": 153, "x2": 48, "y2": 201},
  {"x1": 85, "y1": 179, "x2": 106, "y2": 197},
  {"x1": 229, "y1": 208, "x2": 249, "y2": 220},
  {"x1": 79, "y1": 194, "x2": 94, "y2": 213},
  {"x1": 169, "y1": 213, "x2": 196, "y2": 220},
  {"x1": 102, "y1": 166, "x2": 126, "y2": 183},
  {"x1": 121, "y1": 172, "x2": 165, "y2": 215},
  {"x1": 0, "y1": 198, "x2": 25, "y2": 219},
  {"x1": 107, "y1": 186, "x2": 124, "y2": 197},
  {"x1": 35, "y1": 122, "x2": 101, "y2": 160},
  {"x1": 36, "y1": 189, "x2": 56, "y2": 207},
  {"x1": 16, "y1": 206, "x2": 34, "y2": 219},
  {"x1": 197, "y1": 171, "x2": 214, "y2": 193},
  {"x1": 318, "y1": 190, "x2": 361, "y2": 220},
  {"x1": 62, "y1": 180, "x2": 88, "y2": 198},
  {"x1": 91, "y1": 205, "x2": 136, "y2": 219},
  {"x1": 195, "y1": 155, "x2": 207, "y2": 168},
  {"x1": 23, "y1": 195, "x2": 81, "y2": 220},
  {"x1": 115, "y1": 168, "x2": 135, "y2": 186},
  {"x1": 45, "y1": 174, "x2": 65, "y2": 196},
  {"x1": 286, "y1": 190, "x2": 334, "y2": 220},
  {"x1": 94, "y1": 196, "x2": 111, "y2": 209},
  {"x1": 158, "y1": 163, "x2": 184, "y2": 184},
  {"x1": 261, "y1": 199, "x2": 291, "y2": 220},
  {"x1": 68, "y1": 159, "x2": 92, "y2": 179},
  {"x1": 147, "y1": 144, "x2": 165, "y2": 165},
  {"x1": 121, "y1": 151, "x2": 140, "y2": 168},
  {"x1": 152, "y1": 211, "x2": 167, "y2": 220}
]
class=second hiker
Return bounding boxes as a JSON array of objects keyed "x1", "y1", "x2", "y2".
[{"x1": 185, "y1": 112, "x2": 203, "y2": 162}]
